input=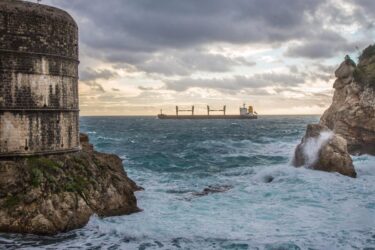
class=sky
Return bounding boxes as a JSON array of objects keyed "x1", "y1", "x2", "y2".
[{"x1": 32, "y1": 0, "x2": 374, "y2": 115}]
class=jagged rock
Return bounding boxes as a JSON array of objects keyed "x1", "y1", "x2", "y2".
[
  {"x1": 0, "y1": 133, "x2": 142, "y2": 235},
  {"x1": 320, "y1": 50, "x2": 375, "y2": 155},
  {"x1": 293, "y1": 124, "x2": 357, "y2": 178},
  {"x1": 334, "y1": 59, "x2": 355, "y2": 87}
]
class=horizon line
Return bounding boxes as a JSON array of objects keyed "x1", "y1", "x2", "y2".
[{"x1": 79, "y1": 114, "x2": 322, "y2": 117}]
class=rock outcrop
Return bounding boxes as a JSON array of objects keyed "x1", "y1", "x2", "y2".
[
  {"x1": 0, "y1": 134, "x2": 141, "y2": 235},
  {"x1": 292, "y1": 46, "x2": 375, "y2": 177},
  {"x1": 293, "y1": 124, "x2": 357, "y2": 178},
  {"x1": 192, "y1": 185, "x2": 233, "y2": 197},
  {"x1": 320, "y1": 48, "x2": 375, "y2": 155}
]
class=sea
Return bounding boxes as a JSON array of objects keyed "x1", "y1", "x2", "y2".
[{"x1": 1, "y1": 116, "x2": 374, "y2": 250}]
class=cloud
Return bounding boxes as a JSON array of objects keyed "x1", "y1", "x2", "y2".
[
  {"x1": 312, "y1": 63, "x2": 336, "y2": 74},
  {"x1": 43, "y1": 0, "x2": 372, "y2": 77},
  {"x1": 45, "y1": 0, "x2": 335, "y2": 74},
  {"x1": 285, "y1": 39, "x2": 366, "y2": 59},
  {"x1": 33, "y1": 0, "x2": 375, "y2": 115},
  {"x1": 165, "y1": 73, "x2": 305, "y2": 92},
  {"x1": 352, "y1": 0, "x2": 375, "y2": 20},
  {"x1": 138, "y1": 86, "x2": 156, "y2": 91},
  {"x1": 78, "y1": 68, "x2": 119, "y2": 93},
  {"x1": 80, "y1": 68, "x2": 119, "y2": 81},
  {"x1": 80, "y1": 81, "x2": 106, "y2": 93},
  {"x1": 50, "y1": 0, "x2": 323, "y2": 52},
  {"x1": 284, "y1": 29, "x2": 369, "y2": 59},
  {"x1": 132, "y1": 50, "x2": 256, "y2": 76},
  {"x1": 45, "y1": 0, "x2": 373, "y2": 73}
]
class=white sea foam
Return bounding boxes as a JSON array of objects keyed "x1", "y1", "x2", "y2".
[
  {"x1": 3, "y1": 118, "x2": 375, "y2": 250},
  {"x1": 301, "y1": 131, "x2": 333, "y2": 166}
]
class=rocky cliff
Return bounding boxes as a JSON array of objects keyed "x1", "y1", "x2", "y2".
[
  {"x1": 0, "y1": 134, "x2": 141, "y2": 235},
  {"x1": 320, "y1": 46, "x2": 375, "y2": 155},
  {"x1": 293, "y1": 45, "x2": 375, "y2": 177}
]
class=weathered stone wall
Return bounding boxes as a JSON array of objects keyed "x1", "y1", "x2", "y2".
[
  {"x1": 0, "y1": 111, "x2": 79, "y2": 155},
  {"x1": 0, "y1": 0, "x2": 80, "y2": 156}
]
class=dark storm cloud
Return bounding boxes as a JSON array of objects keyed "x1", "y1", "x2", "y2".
[
  {"x1": 46, "y1": 0, "x2": 330, "y2": 69},
  {"x1": 40, "y1": 0, "x2": 373, "y2": 98},
  {"x1": 44, "y1": 0, "x2": 373, "y2": 60},
  {"x1": 165, "y1": 73, "x2": 305, "y2": 92},
  {"x1": 284, "y1": 28, "x2": 371, "y2": 59},
  {"x1": 50, "y1": 0, "x2": 323, "y2": 52},
  {"x1": 285, "y1": 38, "x2": 367, "y2": 59}
]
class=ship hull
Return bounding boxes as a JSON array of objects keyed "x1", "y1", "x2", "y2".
[{"x1": 157, "y1": 115, "x2": 258, "y2": 119}]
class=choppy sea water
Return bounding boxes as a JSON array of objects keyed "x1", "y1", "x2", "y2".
[{"x1": 1, "y1": 116, "x2": 374, "y2": 250}]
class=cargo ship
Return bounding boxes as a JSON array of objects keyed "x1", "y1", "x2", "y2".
[{"x1": 157, "y1": 104, "x2": 258, "y2": 119}]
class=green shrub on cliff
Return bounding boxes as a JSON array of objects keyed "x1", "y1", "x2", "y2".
[
  {"x1": 26, "y1": 156, "x2": 93, "y2": 195},
  {"x1": 359, "y1": 44, "x2": 375, "y2": 61},
  {"x1": 27, "y1": 157, "x2": 61, "y2": 171},
  {"x1": 27, "y1": 157, "x2": 62, "y2": 187},
  {"x1": 64, "y1": 176, "x2": 89, "y2": 194},
  {"x1": 31, "y1": 168, "x2": 43, "y2": 187},
  {"x1": 354, "y1": 44, "x2": 375, "y2": 87}
]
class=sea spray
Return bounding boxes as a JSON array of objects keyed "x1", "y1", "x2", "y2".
[
  {"x1": 301, "y1": 131, "x2": 333, "y2": 167},
  {"x1": 293, "y1": 124, "x2": 356, "y2": 177}
]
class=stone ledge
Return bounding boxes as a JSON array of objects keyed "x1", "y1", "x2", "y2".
[
  {"x1": 0, "y1": 49, "x2": 79, "y2": 63},
  {"x1": 0, "y1": 109, "x2": 80, "y2": 112},
  {"x1": 0, "y1": 147, "x2": 81, "y2": 158}
]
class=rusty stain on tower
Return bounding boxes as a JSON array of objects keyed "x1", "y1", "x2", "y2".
[{"x1": 0, "y1": 0, "x2": 80, "y2": 156}]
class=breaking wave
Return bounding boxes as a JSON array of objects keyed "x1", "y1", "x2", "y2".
[{"x1": 301, "y1": 131, "x2": 333, "y2": 166}]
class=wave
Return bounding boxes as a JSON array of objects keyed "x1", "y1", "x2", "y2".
[{"x1": 300, "y1": 131, "x2": 333, "y2": 166}]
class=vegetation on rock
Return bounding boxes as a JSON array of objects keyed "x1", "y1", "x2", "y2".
[
  {"x1": 359, "y1": 44, "x2": 375, "y2": 61},
  {"x1": 320, "y1": 44, "x2": 375, "y2": 155},
  {"x1": 0, "y1": 134, "x2": 142, "y2": 235},
  {"x1": 353, "y1": 44, "x2": 375, "y2": 86}
]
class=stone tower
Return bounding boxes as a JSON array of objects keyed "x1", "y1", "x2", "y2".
[{"x1": 0, "y1": 0, "x2": 80, "y2": 156}]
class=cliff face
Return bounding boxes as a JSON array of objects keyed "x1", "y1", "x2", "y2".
[
  {"x1": 293, "y1": 46, "x2": 375, "y2": 177},
  {"x1": 320, "y1": 47, "x2": 375, "y2": 155},
  {"x1": 0, "y1": 134, "x2": 141, "y2": 235}
]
